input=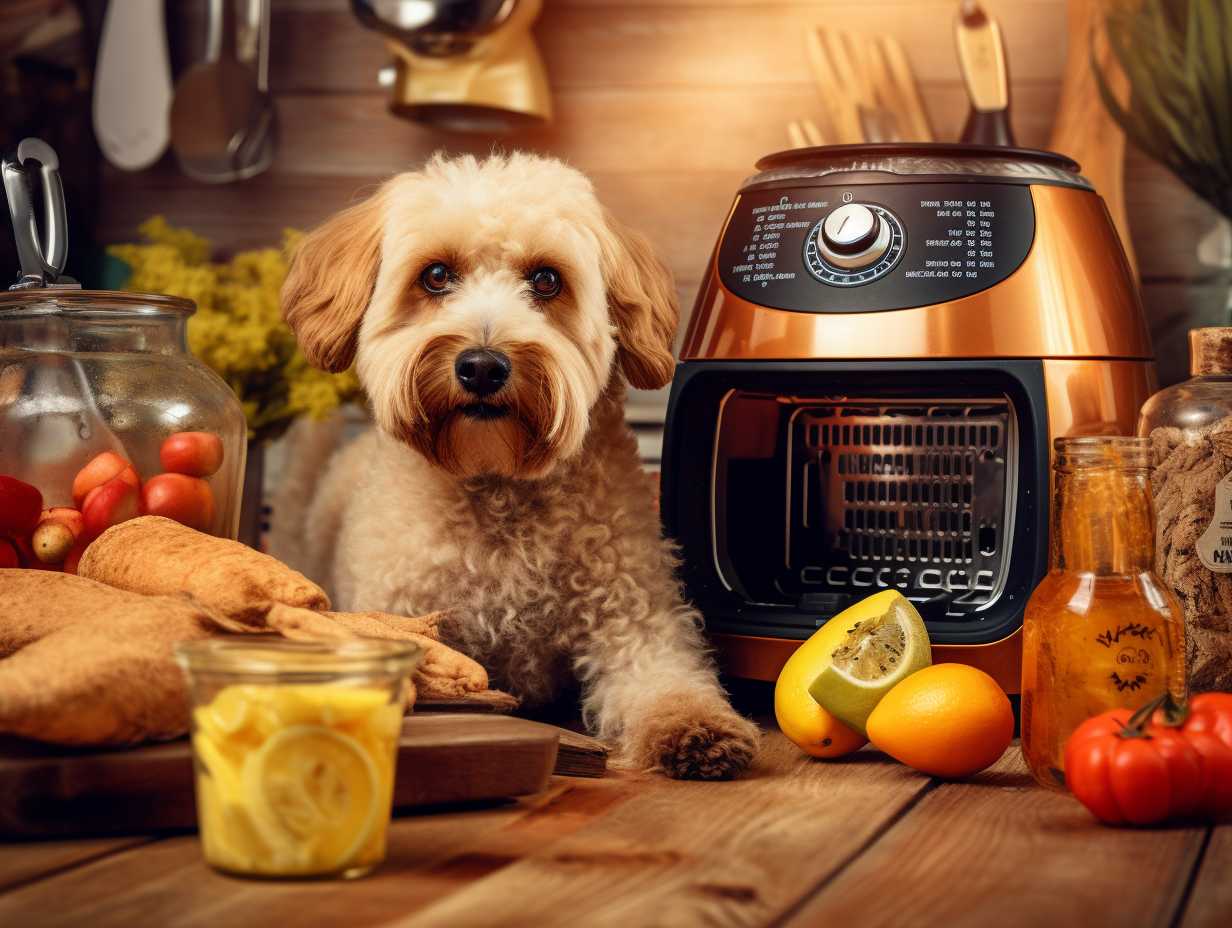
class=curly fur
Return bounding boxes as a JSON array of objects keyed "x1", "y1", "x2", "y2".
[{"x1": 272, "y1": 152, "x2": 759, "y2": 779}]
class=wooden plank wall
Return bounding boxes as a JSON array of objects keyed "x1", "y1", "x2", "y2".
[{"x1": 97, "y1": 0, "x2": 1229, "y2": 392}]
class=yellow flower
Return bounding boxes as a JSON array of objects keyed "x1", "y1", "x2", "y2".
[{"x1": 107, "y1": 218, "x2": 361, "y2": 443}]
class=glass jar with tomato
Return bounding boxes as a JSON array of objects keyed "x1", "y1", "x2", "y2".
[
  {"x1": 0, "y1": 139, "x2": 245, "y2": 573},
  {"x1": 1020, "y1": 436, "x2": 1187, "y2": 790}
]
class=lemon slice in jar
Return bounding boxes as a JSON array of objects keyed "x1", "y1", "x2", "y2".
[
  {"x1": 241, "y1": 724, "x2": 381, "y2": 872},
  {"x1": 269, "y1": 685, "x2": 393, "y2": 729}
]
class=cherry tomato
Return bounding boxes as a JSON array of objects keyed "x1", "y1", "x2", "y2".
[
  {"x1": 1064, "y1": 709, "x2": 1205, "y2": 825},
  {"x1": 141, "y1": 473, "x2": 215, "y2": 532},
  {"x1": 82, "y1": 475, "x2": 141, "y2": 540},
  {"x1": 39, "y1": 507, "x2": 84, "y2": 540},
  {"x1": 0, "y1": 475, "x2": 43, "y2": 537},
  {"x1": 72, "y1": 452, "x2": 139, "y2": 507},
  {"x1": 159, "y1": 432, "x2": 224, "y2": 478}
]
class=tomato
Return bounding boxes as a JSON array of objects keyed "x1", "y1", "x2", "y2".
[
  {"x1": 141, "y1": 473, "x2": 215, "y2": 531},
  {"x1": 1065, "y1": 710, "x2": 1204, "y2": 825},
  {"x1": 1180, "y1": 692, "x2": 1232, "y2": 749},
  {"x1": 159, "y1": 432, "x2": 224, "y2": 478},
  {"x1": 0, "y1": 537, "x2": 18, "y2": 569},
  {"x1": 1184, "y1": 730, "x2": 1232, "y2": 816},
  {"x1": 82, "y1": 475, "x2": 141, "y2": 539},
  {"x1": 0, "y1": 475, "x2": 43, "y2": 537},
  {"x1": 72, "y1": 452, "x2": 139, "y2": 507}
]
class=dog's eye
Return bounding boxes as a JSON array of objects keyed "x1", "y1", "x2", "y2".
[
  {"x1": 528, "y1": 267, "x2": 562, "y2": 300},
  {"x1": 420, "y1": 262, "x2": 453, "y2": 295}
]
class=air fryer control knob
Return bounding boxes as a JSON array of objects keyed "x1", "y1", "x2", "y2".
[{"x1": 817, "y1": 203, "x2": 893, "y2": 270}]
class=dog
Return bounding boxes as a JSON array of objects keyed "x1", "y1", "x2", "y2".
[{"x1": 271, "y1": 152, "x2": 759, "y2": 779}]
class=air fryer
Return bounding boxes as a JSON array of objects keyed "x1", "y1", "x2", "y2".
[{"x1": 661, "y1": 144, "x2": 1157, "y2": 692}]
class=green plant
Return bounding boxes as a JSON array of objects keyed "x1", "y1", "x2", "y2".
[
  {"x1": 1094, "y1": 0, "x2": 1232, "y2": 219},
  {"x1": 108, "y1": 218, "x2": 362, "y2": 444}
]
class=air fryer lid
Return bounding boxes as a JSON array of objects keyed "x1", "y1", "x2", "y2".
[{"x1": 748, "y1": 143, "x2": 1088, "y2": 191}]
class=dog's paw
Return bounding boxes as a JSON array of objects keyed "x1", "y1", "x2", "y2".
[{"x1": 631, "y1": 695, "x2": 761, "y2": 780}]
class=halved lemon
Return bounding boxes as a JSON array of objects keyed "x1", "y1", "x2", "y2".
[
  {"x1": 807, "y1": 591, "x2": 931, "y2": 736},
  {"x1": 241, "y1": 725, "x2": 381, "y2": 872}
]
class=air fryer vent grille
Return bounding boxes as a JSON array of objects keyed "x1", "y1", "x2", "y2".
[{"x1": 786, "y1": 398, "x2": 1014, "y2": 616}]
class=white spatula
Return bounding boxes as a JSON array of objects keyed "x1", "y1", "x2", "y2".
[{"x1": 92, "y1": 0, "x2": 173, "y2": 171}]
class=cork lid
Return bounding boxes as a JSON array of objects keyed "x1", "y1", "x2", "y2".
[{"x1": 1190, "y1": 328, "x2": 1232, "y2": 375}]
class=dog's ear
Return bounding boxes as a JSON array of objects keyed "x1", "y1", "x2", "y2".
[
  {"x1": 597, "y1": 209, "x2": 679, "y2": 390},
  {"x1": 282, "y1": 186, "x2": 387, "y2": 372}
]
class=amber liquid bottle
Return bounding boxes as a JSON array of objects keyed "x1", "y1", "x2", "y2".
[{"x1": 1021, "y1": 437, "x2": 1187, "y2": 790}]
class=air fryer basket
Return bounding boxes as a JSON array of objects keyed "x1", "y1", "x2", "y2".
[{"x1": 661, "y1": 360, "x2": 1050, "y2": 645}]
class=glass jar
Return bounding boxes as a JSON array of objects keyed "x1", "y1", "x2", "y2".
[
  {"x1": 175, "y1": 637, "x2": 423, "y2": 880},
  {"x1": 1138, "y1": 327, "x2": 1232, "y2": 693},
  {"x1": 1020, "y1": 437, "x2": 1187, "y2": 790},
  {"x1": 0, "y1": 289, "x2": 247, "y2": 539}
]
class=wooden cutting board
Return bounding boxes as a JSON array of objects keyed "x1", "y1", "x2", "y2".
[{"x1": 0, "y1": 713, "x2": 562, "y2": 839}]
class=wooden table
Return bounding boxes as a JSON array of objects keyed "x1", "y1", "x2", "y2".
[{"x1": 0, "y1": 725, "x2": 1227, "y2": 927}]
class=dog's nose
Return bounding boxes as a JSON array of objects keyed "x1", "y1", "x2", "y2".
[{"x1": 455, "y1": 348, "x2": 511, "y2": 397}]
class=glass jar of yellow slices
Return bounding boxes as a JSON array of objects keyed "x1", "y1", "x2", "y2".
[{"x1": 175, "y1": 638, "x2": 423, "y2": 880}]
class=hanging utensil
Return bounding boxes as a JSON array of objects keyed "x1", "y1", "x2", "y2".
[
  {"x1": 954, "y1": 0, "x2": 1015, "y2": 146},
  {"x1": 169, "y1": 0, "x2": 275, "y2": 183},
  {"x1": 92, "y1": 0, "x2": 173, "y2": 171}
]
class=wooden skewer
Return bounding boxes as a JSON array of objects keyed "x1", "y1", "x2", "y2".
[
  {"x1": 800, "y1": 118, "x2": 825, "y2": 147},
  {"x1": 806, "y1": 26, "x2": 864, "y2": 144},
  {"x1": 879, "y1": 35, "x2": 933, "y2": 141}
]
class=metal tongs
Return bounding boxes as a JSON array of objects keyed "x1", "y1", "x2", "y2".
[{"x1": 2, "y1": 138, "x2": 78, "y2": 290}]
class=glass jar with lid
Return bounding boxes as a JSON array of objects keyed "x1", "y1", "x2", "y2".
[
  {"x1": 0, "y1": 138, "x2": 245, "y2": 557},
  {"x1": 1138, "y1": 327, "x2": 1232, "y2": 692}
]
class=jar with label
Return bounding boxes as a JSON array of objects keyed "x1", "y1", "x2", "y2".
[
  {"x1": 1139, "y1": 327, "x2": 1232, "y2": 693},
  {"x1": 1020, "y1": 437, "x2": 1186, "y2": 790}
]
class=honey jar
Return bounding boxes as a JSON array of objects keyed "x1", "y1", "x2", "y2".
[{"x1": 1020, "y1": 436, "x2": 1187, "y2": 790}]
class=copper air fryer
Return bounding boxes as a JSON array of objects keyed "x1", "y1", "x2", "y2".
[{"x1": 659, "y1": 144, "x2": 1155, "y2": 693}]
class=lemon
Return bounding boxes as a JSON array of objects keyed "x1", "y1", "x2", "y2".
[
  {"x1": 774, "y1": 594, "x2": 910, "y2": 758},
  {"x1": 807, "y1": 591, "x2": 931, "y2": 737},
  {"x1": 241, "y1": 725, "x2": 382, "y2": 872}
]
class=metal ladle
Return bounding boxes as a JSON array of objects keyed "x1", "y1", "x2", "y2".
[{"x1": 169, "y1": 0, "x2": 276, "y2": 183}]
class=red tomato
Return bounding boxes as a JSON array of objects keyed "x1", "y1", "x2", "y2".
[
  {"x1": 72, "y1": 452, "x2": 140, "y2": 507},
  {"x1": 1180, "y1": 692, "x2": 1232, "y2": 749},
  {"x1": 141, "y1": 473, "x2": 215, "y2": 532},
  {"x1": 159, "y1": 432, "x2": 224, "y2": 478},
  {"x1": 1064, "y1": 709, "x2": 1205, "y2": 825},
  {"x1": 82, "y1": 475, "x2": 141, "y2": 540},
  {"x1": 1184, "y1": 730, "x2": 1232, "y2": 816},
  {"x1": 0, "y1": 475, "x2": 43, "y2": 537},
  {"x1": 0, "y1": 538, "x2": 18, "y2": 569}
]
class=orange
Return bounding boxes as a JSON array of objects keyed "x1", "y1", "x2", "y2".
[{"x1": 866, "y1": 663, "x2": 1014, "y2": 778}]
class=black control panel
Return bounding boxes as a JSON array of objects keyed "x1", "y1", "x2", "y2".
[{"x1": 718, "y1": 183, "x2": 1036, "y2": 313}]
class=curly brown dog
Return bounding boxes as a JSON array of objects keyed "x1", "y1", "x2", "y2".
[{"x1": 271, "y1": 152, "x2": 759, "y2": 779}]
